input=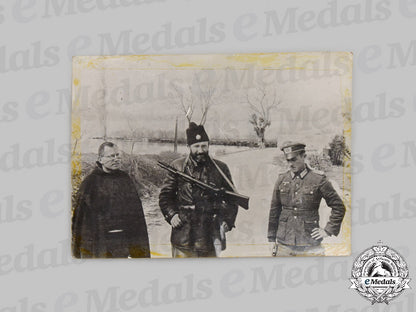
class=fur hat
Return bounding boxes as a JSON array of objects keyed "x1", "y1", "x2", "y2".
[{"x1": 186, "y1": 122, "x2": 209, "y2": 146}]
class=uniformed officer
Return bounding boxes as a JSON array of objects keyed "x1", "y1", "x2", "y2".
[{"x1": 267, "y1": 141, "x2": 346, "y2": 256}]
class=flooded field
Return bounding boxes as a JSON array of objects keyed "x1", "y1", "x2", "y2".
[{"x1": 81, "y1": 139, "x2": 250, "y2": 156}]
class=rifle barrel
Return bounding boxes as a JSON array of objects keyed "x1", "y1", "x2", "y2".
[{"x1": 157, "y1": 161, "x2": 249, "y2": 210}]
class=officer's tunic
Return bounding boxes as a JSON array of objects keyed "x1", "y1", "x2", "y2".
[{"x1": 267, "y1": 167, "x2": 345, "y2": 247}]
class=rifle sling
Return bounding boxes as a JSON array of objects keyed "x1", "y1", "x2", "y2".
[{"x1": 209, "y1": 156, "x2": 237, "y2": 193}]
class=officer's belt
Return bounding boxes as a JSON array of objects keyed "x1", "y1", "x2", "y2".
[{"x1": 282, "y1": 206, "x2": 318, "y2": 216}]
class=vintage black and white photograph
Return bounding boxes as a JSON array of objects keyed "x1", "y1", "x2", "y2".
[{"x1": 71, "y1": 52, "x2": 352, "y2": 258}]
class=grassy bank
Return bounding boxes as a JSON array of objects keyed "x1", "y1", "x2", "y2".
[{"x1": 72, "y1": 151, "x2": 184, "y2": 201}]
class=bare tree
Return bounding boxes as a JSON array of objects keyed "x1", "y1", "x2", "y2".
[
  {"x1": 172, "y1": 73, "x2": 217, "y2": 126},
  {"x1": 171, "y1": 83, "x2": 194, "y2": 124},
  {"x1": 245, "y1": 85, "x2": 281, "y2": 148},
  {"x1": 97, "y1": 75, "x2": 108, "y2": 141},
  {"x1": 196, "y1": 77, "x2": 216, "y2": 125},
  {"x1": 126, "y1": 117, "x2": 141, "y2": 155}
]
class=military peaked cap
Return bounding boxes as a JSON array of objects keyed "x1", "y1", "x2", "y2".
[{"x1": 281, "y1": 141, "x2": 306, "y2": 159}]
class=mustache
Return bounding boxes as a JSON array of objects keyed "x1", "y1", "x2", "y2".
[{"x1": 191, "y1": 151, "x2": 209, "y2": 162}]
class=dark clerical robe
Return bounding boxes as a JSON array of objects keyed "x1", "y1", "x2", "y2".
[{"x1": 72, "y1": 166, "x2": 150, "y2": 258}]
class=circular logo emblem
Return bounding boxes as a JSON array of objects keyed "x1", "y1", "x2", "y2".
[
  {"x1": 196, "y1": 134, "x2": 201, "y2": 140},
  {"x1": 350, "y1": 241, "x2": 410, "y2": 304}
]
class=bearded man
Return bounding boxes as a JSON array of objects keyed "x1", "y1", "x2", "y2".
[{"x1": 159, "y1": 122, "x2": 238, "y2": 258}]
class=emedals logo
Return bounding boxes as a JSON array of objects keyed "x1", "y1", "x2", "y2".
[{"x1": 350, "y1": 241, "x2": 411, "y2": 304}]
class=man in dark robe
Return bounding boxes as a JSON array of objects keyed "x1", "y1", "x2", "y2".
[{"x1": 72, "y1": 142, "x2": 150, "y2": 258}]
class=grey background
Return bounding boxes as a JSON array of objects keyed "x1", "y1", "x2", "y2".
[{"x1": 0, "y1": 0, "x2": 415, "y2": 311}]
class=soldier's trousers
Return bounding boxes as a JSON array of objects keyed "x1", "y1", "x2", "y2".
[
  {"x1": 276, "y1": 243, "x2": 325, "y2": 256},
  {"x1": 172, "y1": 246, "x2": 216, "y2": 258}
]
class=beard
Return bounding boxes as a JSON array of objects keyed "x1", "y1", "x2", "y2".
[{"x1": 191, "y1": 151, "x2": 209, "y2": 164}]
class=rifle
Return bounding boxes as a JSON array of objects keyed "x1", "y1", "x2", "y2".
[{"x1": 157, "y1": 161, "x2": 249, "y2": 210}]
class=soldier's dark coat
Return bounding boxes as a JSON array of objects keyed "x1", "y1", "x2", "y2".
[
  {"x1": 159, "y1": 156, "x2": 238, "y2": 253},
  {"x1": 72, "y1": 166, "x2": 150, "y2": 258},
  {"x1": 267, "y1": 167, "x2": 345, "y2": 246}
]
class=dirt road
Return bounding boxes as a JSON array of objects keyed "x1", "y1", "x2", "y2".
[{"x1": 147, "y1": 148, "x2": 350, "y2": 258}]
